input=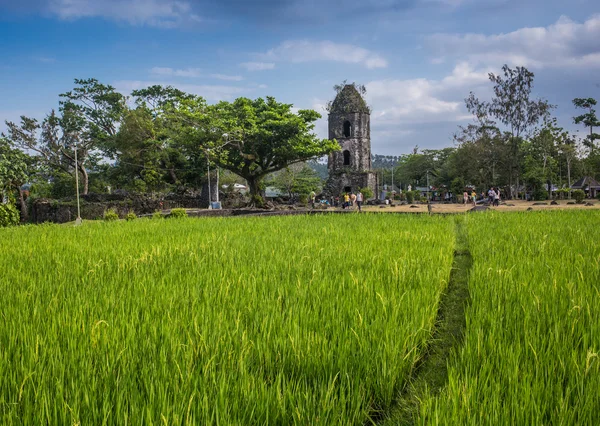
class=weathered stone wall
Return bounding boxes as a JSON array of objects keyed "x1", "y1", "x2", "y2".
[{"x1": 30, "y1": 193, "x2": 205, "y2": 224}]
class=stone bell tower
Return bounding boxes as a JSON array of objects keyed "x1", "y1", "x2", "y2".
[{"x1": 324, "y1": 84, "x2": 377, "y2": 197}]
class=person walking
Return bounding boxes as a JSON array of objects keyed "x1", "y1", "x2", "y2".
[
  {"x1": 494, "y1": 188, "x2": 501, "y2": 206},
  {"x1": 463, "y1": 190, "x2": 468, "y2": 205},
  {"x1": 471, "y1": 190, "x2": 477, "y2": 207},
  {"x1": 487, "y1": 187, "x2": 495, "y2": 205},
  {"x1": 356, "y1": 191, "x2": 363, "y2": 212},
  {"x1": 343, "y1": 193, "x2": 350, "y2": 209},
  {"x1": 309, "y1": 191, "x2": 316, "y2": 209},
  {"x1": 350, "y1": 192, "x2": 357, "y2": 209}
]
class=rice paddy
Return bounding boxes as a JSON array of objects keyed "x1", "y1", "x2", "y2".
[{"x1": 1, "y1": 211, "x2": 598, "y2": 425}]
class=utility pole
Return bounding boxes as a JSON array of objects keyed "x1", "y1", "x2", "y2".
[
  {"x1": 426, "y1": 169, "x2": 430, "y2": 201},
  {"x1": 74, "y1": 141, "x2": 82, "y2": 225},
  {"x1": 206, "y1": 150, "x2": 212, "y2": 209}
]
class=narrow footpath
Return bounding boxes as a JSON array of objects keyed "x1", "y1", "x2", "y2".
[{"x1": 375, "y1": 219, "x2": 473, "y2": 425}]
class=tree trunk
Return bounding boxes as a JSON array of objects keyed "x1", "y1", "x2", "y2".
[
  {"x1": 567, "y1": 160, "x2": 572, "y2": 199},
  {"x1": 247, "y1": 176, "x2": 266, "y2": 207},
  {"x1": 79, "y1": 165, "x2": 89, "y2": 195},
  {"x1": 18, "y1": 189, "x2": 28, "y2": 223}
]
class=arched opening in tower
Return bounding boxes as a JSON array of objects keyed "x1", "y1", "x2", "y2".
[
  {"x1": 343, "y1": 150, "x2": 351, "y2": 166},
  {"x1": 343, "y1": 121, "x2": 352, "y2": 137}
]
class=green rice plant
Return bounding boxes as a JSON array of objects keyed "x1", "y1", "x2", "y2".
[
  {"x1": 152, "y1": 210, "x2": 163, "y2": 219},
  {"x1": 169, "y1": 207, "x2": 187, "y2": 218},
  {"x1": 125, "y1": 210, "x2": 137, "y2": 221},
  {"x1": 416, "y1": 211, "x2": 600, "y2": 425},
  {"x1": 103, "y1": 208, "x2": 119, "y2": 221},
  {"x1": 0, "y1": 214, "x2": 454, "y2": 425}
]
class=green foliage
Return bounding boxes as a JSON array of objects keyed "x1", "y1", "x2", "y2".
[
  {"x1": 406, "y1": 191, "x2": 414, "y2": 204},
  {"x1": 532, "y1": 187, "x2": 548, "y2": 201},
  {"x1": 171, "y1": 96, "x2": 339, "y2": 205},
  {"x1": 169, "y1": 208, "x2": 187, "y2": 218},
  {"x1": 359, "y1": 186, "x2": 374, "y2": 200},
  {"x1": 268, "y1": 163, "x2": 322, "y2": 199},
  {"x1": 125, "y1": 210, "x2": 137, "y2": 221},
  {"x1": 0, "y1": 203, "x2": 19, "y2": 227},
  {"x1": 573, "y1": 189, "x2": 585, "y2": 203},
  {"x1": 103, "y1": 208, "x2": 119, "y2": 221},
  {"x1": 152, "y1": 210, "x2": 163, "y2": 220}
]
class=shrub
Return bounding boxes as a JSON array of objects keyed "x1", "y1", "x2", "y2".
[
  {"x1": 0, "y1": 203, "x2": 19, "y2": 227},
  {"x1": 152, "y1": 210, "x2": 163, "y2": 220},
  {"x1": 573, "y1": 189, "x2": 585, "y2": 203},
  {"x1": 170, "y1": 208, "x2": 188, "y2": 219},
  {"x1": 532, "y1": 188, "x2": 548, "y2": 201},
  {"x1": 298, "y1": 194, "x2": 308, "y2": 205},
  {"x1": 104, "y1": 208, "x2": 119, "y2": 221},
  {"x1": 359, "y1": 187, "x2": 374, "y2": 200},
  {"x1": 406, "y1": 191, "x2": 414, "y2": 204},
  {"x1": 125, "y1": 210, "x2": 137, "y2": 221},
  {"x1": 412, "y1": 191, "x2": 422, "y2": 203}
]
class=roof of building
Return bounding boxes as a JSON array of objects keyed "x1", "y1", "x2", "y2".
[
  {"x1": 571, "y1": 176, "x2": 600, "y2": 189},
  {"x1": 329, "y1": 85, "x2": 370, "y2": 114}
]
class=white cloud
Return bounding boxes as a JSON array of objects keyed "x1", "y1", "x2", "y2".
[
  {"x1": 260, "y1": 40, "x2": 388, "y2": 69},
  {"x1": 428, "y1": 14, "x2": 600, "y2": 69},
  {"x1": 113, "y1": 80, "x2": 246, "y2": 101},
  {"x1": 240, "y1": 62, "x2": 276, "y2": 71},
  {"x1": 210, "y1": 74, "x2": 244, "y2": 82},
  {"x1": 150, "y1": 68, "x2": 243, "y2": 81},
  {"x1": 48, "y1": 0, "x2": 201, "y2": 28},
  {"x1": 366, "y1": 63, "x2": 490, "y2": 126},
  {"x1": 150, "y1": 67, "x2": 203, "y2": 77}
]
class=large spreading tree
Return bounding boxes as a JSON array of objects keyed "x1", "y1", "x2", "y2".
[{"x1": 173, "y1": 96, "x2": 338, "y2": 206}]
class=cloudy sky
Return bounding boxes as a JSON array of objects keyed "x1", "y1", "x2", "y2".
[{"x1": 1, "y1": 0, "x2": 599, "y2": 155}]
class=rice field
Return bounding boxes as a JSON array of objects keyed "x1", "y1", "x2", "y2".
[
  {"x1": 1, "y1": 211, "x2": 599, "y2": 425},
  {"x1": 416, "y1": 210, "x2": 600, "y2": 424},
  {"x1": 0, "y1": 214, "x2": 454, "y2": 425}
]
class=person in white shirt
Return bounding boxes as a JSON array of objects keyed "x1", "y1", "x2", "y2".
[{"x1": 356, "y1": 191, "x2": 363, "y2": 212}]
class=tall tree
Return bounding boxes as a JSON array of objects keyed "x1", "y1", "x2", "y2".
[
  {"x1": 59, "y1": 78, "x2": 126, "y2": 156},
  {"x1": 572, "y1": 98, "x2": 600, "y2": 152},
  {"x1": 0, "y1": 137, "x2": 34, "y2": 220},
  {"x1": 5, "y1": 108, "x2": 93, "y2": 194},
  {"x1": 466, "y1": 65, "x2": 552, "y2": 198}
]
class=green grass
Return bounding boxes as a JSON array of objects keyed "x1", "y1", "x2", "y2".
[
  {"x1": 416, "y1": 210, "x2": 600, "y2": 424},
  {"x1": 0, "y1": 215, "x2": 455, "y2": 425}
]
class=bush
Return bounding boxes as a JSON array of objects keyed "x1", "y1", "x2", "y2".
[
  {"x1": 152, "y1": 210, "x2": 163, "y2": 220},
  {"x1": 532, "y1": 188, "x2": 548, "y2": 201},
  {"x1": 412, "y1": 191, "x2": 422, "y2": 203},
  {"x1": 0, "y1": 203, "x2": 20, "y2": 227},
  {"x1": 406, "y1": 191, "x2": 414, "y2": 204},
  {"x1": 573, "y1": 189, "x2": 585, "y2": 203},
  {"x1": 170, "y1": 208, "x2": 188, "y2": 218},
  {"x1": 103, "y1": 208, "x2": 119, "y2": 221},
  {"x1": 298, "y1": 194, "x2": 308, "y2": 205},
  {"x1": 359, "y1": 187, "x2": 374, "y2": 200},
  {"x1": 125, "y1": 210, "x2": 137, "y2": 221}
]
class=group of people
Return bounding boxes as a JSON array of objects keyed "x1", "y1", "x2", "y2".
[
  {"x1": 463, "y1": 188, "x2": 502, "y2": 207},
  {"x1": 310, "y1": 191, "x2": 364, "y2": 211},
  {"x1": 341, "y1": 191, "x2": 364, "y2": 211}
]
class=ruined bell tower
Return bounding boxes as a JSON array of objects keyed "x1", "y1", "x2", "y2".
[{"x1": 324, "y1": 84, "x2": 377, "y2": 197}]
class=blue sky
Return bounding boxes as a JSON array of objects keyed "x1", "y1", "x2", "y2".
[{"x1": 1, "y1": 0, "x2": 599, "y2": 155}]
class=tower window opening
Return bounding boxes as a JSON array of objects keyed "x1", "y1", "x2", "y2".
[
  {"x1": 343, "y1": 150, "x2": 351, "y2": 166},
  {"x1": 343, "y1": 121, "x2": 352, "y2": 137}
]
